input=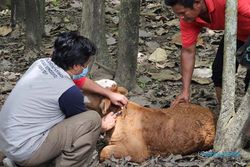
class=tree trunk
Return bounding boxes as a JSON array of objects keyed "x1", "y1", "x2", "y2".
[
  {"x1": 0, "y1": 0, "x2": 11, "y2": 10},
  {"x1": 202, "y1": 88, "x2": 250, "y2": 165},
  {"x1": 24, "y1": 0, "x2": 44, "y2": 50},
  {"x1": 38, "y1": 0, "x2": 45, "y2": 36},
  {"x1": 10, "y1": 0, "x2": 25, "y2": 27},
  {"x1": 224, "y1": 87, "x2": 250, "y2": 149},
  {"x1": 81, "y1": 0, "x2": 111, "y2": 74},
  {"x1": 214, "y1": 0, "x2": 238, "y2": 151},
  {"x1": 114, "y1": 0, "x2": 140, "y2": 90}
]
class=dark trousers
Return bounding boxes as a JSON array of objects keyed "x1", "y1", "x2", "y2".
[{"x1": 211, "y1": 37, "x2": 250, "y2": 92}]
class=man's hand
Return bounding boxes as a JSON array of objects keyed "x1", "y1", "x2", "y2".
[
  {"x1": 101, "y1": 112, "x2": 118, "y2": 132},
  {"x1": 171, "y1": 45, "x2": 195, "y2": 108},
  {"x1": 108, "y1": 92, "x2": 128, "y2": 107},
  {"x1": 82, "y1": 78, "x2": 128, "y2": 107},
  {"x1": 171, "y1": 91, "x2": 190, "y2": 108}
]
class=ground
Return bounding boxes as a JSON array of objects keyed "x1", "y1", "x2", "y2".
[{"x1": 0, "y1": 0, "x2": 249, "y2": 166}]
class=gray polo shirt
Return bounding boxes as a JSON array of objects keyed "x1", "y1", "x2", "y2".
[{"x1": 0, "y1": 58, "x2": 74, "y2": 162}]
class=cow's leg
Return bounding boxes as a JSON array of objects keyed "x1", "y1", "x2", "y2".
[{"x1": 100, "y1": 145, "x2": 128, "y2": 161}]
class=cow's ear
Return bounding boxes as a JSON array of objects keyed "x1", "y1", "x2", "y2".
[
  {"x1": 117, "y1": 87, "x2": 128, "y2": 96},
  {"x1": 99, "y1": 98, "x2": 112, "y2": 115}
]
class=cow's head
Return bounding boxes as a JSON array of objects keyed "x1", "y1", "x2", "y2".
[
  {"x1": 84, "y1": 79, "x2": 128, "y2": 116},
  {"x1": 99, "y1": 86, "x2": 128, "y2": 116}
]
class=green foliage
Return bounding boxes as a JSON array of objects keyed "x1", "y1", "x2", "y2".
[
  {"x1": 51, "y1": 0, "x2": 60, "y2": 6},
  {"x1": 137, "y1": 80, "x2": 146, "y2": 89},
  {"x1": 88, "y1": 73, "x2": 93, "y2": 79}
]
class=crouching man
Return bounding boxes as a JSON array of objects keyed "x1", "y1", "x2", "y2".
[{"x1": 0, "y1": 31, "x2": 128, "y2": 167}]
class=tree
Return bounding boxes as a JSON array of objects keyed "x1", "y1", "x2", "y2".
[
  {"x1": 81, "y1": 0, "x2": 112, "y2": 75},
  {"x1": 0, "y1": 0, "x2": 11, "y2": 11},
  {"x1": 11, "y1": 0, "x2": 25, "y2": 27},
  {"x1": 211, "y1": 0, "x2": 250, "y2": 159},
  {"x1": 24, "y1": 0, "x2": 45, "y2": 50},
  {"x1": 114, "y1": 0, "x2": 140, "y2": 90}
]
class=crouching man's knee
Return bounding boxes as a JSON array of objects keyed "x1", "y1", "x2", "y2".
[
  {"x1": 75, "y1": 110, "x2": 102, "y2": 134},
  {"x1": 55, "y1": 111, "x2": 102, "y2": 166}
]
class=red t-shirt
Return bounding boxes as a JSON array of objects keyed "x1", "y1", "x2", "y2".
[
  {"x1": 73, "y1": 77, "x2": 87, "y2": 88},
  {"x1": 180, "y1": 0, "x2": 250, "y2": 48}
]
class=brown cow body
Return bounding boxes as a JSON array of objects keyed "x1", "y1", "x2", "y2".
[
  {"x1": 84, "y1": 83, "x2": 216, "y2": 163},
  {"x1": 100, "y1": 102, "x2": 215, "y2": 162}
]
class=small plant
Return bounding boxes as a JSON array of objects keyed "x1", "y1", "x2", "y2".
[
  {"x1": 138, "y1": 80, "x2": 146, "y2": 89},
  {"x1": 51, "y1": 0, "x2": 60, "y2": 7}
]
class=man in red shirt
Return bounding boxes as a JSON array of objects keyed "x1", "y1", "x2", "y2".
[{"x1": 164, "y1": 0, "x2": 250, "y2": 106}]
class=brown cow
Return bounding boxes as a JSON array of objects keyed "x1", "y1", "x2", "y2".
[{"x1": 84, "y1": 83, "x2": 216, "y2": 163}]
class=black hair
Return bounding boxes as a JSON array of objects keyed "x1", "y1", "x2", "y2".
[
  {"x1": 51, "y1": 31, "x2": 96, "y2": 70},
  {"x1": 164, "y1": 0, "x2": 195, "y2": 8}
]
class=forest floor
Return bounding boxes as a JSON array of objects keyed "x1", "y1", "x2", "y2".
[{"x1": 0, "y1": 0, "x2": 250, "y2": 166}]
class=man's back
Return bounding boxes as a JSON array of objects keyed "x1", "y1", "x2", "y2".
[{"x1": 0, "y1": 58, "x2": 73, "y2": 162}]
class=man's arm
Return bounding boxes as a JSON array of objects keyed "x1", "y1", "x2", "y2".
[
  {"x1": 81, "y1": 78, "x2": 128, "y2": 107},
  {"x1": 181, "y1": 44, "x2": 196, "y2": 97},
  {"x1": 82, "y1": 78, "x2": 114, "y2": 97},
  {"x1": 171, "y1": 44, "x2": 196, "y2": 107},
  {"x1": 79, "y1": 78, "x2": 128, "y2": 132},
  {"x1": 59, "y1": 86, "x2": 86, "y2": 118}
]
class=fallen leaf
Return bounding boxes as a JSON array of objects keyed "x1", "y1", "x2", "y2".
[
  {"x1": 63, "y1": 16, "x2": 70, "y2": 23},
  {"x1": 195, "y1": 58, "x2": 212, "y2": 68},
  {"x1": 71, "y1": 0, "x2": 82, "y2": 9},
  {"x1": 192, "y1": 77, "x2": 212, "y2": 85},
  {"x1": 150, "y1": 69, "x2": 181, "y2": 81},
  {"x1": 106, "y1": 36, "x2": 116, "y2": 45},
  {"x1": 166, "y1": 19, "x2": 179, "y2": 27},
  {"x1": 155, "y1": 27, "x2": 167, "y2": 36},
  {"x1": 156, "y1": 61, "x2": 175, "y2": 68},
  {"x1": 0, "y1": 26, "x2": 12, "y2": 36},
  {"x1": 138, "y1": 75, "x2": 152, "y2": 84},
  {"x1": 145, "y1": 41, "x2": 160, "y2": 52},
  {"x1": 193, "y1": 68, "x2": 212, "y2": 78},
  {"x1": 1, "y1": 82, "x2": 14, "y2": 93},
  {"x1": 148, "y1": 48, "x2": 168, "y2": 62},
  {"x1": 65, "y1": 23, "x2": 78, "y2": 31},
  {"x1": 44, "y1": 24, "x2": 53, "y2": 36},
  {"x1": 51, "y1": 16, "x2": 61, "y2": 24},
  {"x1": 139, "y1": 29, "x2": 152, "y2": 38}
]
